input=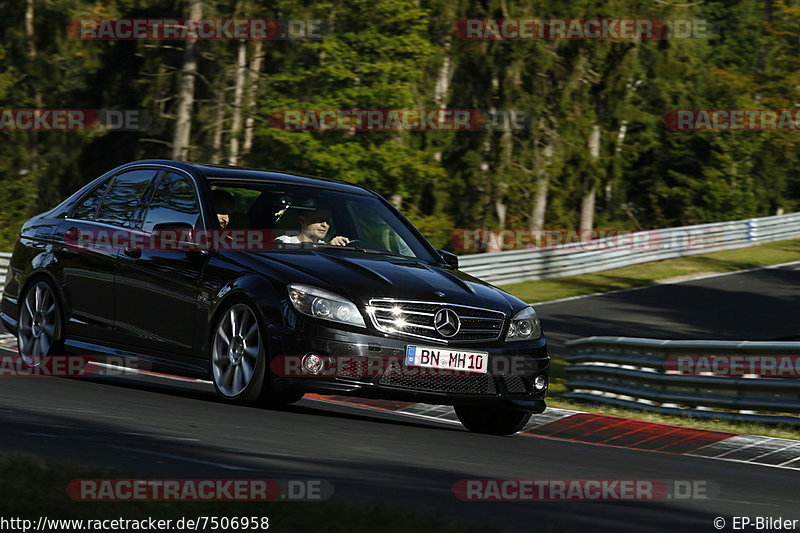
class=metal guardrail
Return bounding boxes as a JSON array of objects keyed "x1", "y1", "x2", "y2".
[
  {"x1": 0, "y1": 252, "x2": 10, "y2": 294},
  {"x1": 565, "y1": 336, "x2": 800, "y2": 427},
  {"x1": 458, "y1": 212, "x2": 800, "y2": 285}
]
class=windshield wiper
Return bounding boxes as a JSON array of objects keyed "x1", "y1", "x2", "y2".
[
  {"x1": 275, "y1": 241, "x2": 431, "y2": 262},
  {"x1": 317, "y1": 243, "x2": 425, "y2": 261},
  {"x1": 346, "y1": 245, "x2": 407, "y2": 258}
]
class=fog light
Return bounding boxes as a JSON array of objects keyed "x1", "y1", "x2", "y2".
[
  {"x1": 302, "y1": 353, "x2": 324, "y2": 375},
  {"x1": 533, "y1": 374, "x2": 548, "y2": 391}
]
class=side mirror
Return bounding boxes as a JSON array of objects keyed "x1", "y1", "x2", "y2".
[
  {"x1": 152, "y1": 222, "x2": 195, "y2": 247},
  {"x1": 437, "y1": 249, "x2": 459, "y2": 269}
]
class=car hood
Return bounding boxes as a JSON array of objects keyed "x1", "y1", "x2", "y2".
[{"x1": 248, "y1": 249, "x2": 523, "y2": 315}]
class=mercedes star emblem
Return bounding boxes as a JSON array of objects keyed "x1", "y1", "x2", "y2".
[{"x1": 433, "y1": 308, "x2": 461, "y2": 338}]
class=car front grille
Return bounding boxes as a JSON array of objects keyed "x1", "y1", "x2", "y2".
[
  {"x1": 366, "y1": 299, "x2": 505, "y2": 344},
  {"x1": 379, "y1": 372, "x2": 497, "y2": 395}
]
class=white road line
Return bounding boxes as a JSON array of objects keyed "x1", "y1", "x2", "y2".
[
  {"x1": 748, "y1": 442, "x2": 800, "y2": 462},
  {"x1": 778, "y1": 456, "x2": 800, "y2": 467},
  {"x1": 122, "y1": 432, "x2": 201, "y2": 443},
  {"x1": 407, "y1": 404, "x2": 453, "y2": 417},
  {"x1": 712, "y1": 437, "x2": 768, "y2": 458}
]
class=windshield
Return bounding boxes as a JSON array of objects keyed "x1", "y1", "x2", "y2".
[{"x1": 208, "y1": 180, "x2": 438, "y2": 262}]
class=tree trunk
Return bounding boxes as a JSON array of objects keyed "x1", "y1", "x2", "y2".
[
  {"x1": 432, "y1": 36, "x2": 453, "y2": 164},
  {"x1": 495, "y1": 124, "x2": 513, "y2": 229},
  {"x1": 579, "y1": 187, "x2": 596, "y2": 233},
  {"x1": 434, "y1": 47, "x2": 452, "y2": 110},
  {"x1": 754, "y1": 0, "x2": 772, "y2": 104},
  {"x1": 390, "y1": 194, "x2": 403, "y2": 210},
  {"x1": 530, "y1": 140, "x2": 553, "y2": 231},
  {"x1": 171, "y1": 0, "x2": 203, "y2": 160},
  {"x1": 528, "y1": 128, "x2": 557, "y2": 231},
  {"x1": 210, "y1": 82, "x2": 226, "y2": 164},
  {"x1": 531, "y1": 178, "x2": 548, "y2": 231},
  {"x1": 580, "y1": 123, "x2": 601, "y2": 233},
  {"x1": 228, "y1": 39, "x2": 247, "y2": 166},
  {"x1": 242, "y1": 39, "x2": 264, "y2": 157},
  {"x1": 25, "y1": 0, "x2": 42, "y2": 171}
]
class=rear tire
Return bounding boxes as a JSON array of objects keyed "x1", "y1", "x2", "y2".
[
  {"x1": 455, "y1": 405, "x2": 531, "y2": 436},
  {"x1": 17, "y1": 278, "x2": 64, "y2": 366}
]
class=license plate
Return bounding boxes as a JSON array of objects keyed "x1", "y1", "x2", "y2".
[{"x1": 405, "y1": 345, "x2": 489, "y2": 374}]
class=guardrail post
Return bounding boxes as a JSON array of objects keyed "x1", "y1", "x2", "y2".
[{"x1": 746, "y1": 218, "x2": 757, "y2": 243}]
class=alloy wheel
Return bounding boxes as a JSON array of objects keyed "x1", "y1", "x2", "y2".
[
  {"x1": 211, "y1": 303, "x2": 261, "y2": 398},
  {"x1": 18, "y1": 281, "x2": 61, "y2": 366}
]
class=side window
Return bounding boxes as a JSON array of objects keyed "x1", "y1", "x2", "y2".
[
  {"x1": 141, "y1": 172, "x2": 201, "y2": 232},
  {"x1": 95, "y1": 169, "x2": 156, "y2": 227},
  {"x1": 71, "y1": 180, "x2": 110, "y2": 220}
]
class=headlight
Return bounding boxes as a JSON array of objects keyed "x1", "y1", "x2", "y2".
[
  {"x1": 287, "y1": 284, "x2": 366, "y2": 328},
  {"x1": 505, "y1": 306, "x2": 542, "y2": 341}
]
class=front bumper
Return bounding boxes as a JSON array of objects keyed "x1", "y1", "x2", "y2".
[{"x1": 269, "y1": 322, "x2": 550, "y2": 412}]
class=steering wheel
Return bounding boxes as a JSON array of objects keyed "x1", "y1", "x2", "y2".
[{"x1": 345, "y1": 239, "x2": 361, "y2": 247}]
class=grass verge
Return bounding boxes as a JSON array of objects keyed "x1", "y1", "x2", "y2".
[
  {"x1": 0, "y1": 453, "x2": 498, "y2": 533},
  {"x1": 503, "y1": 237, "x2": 800, "y2": 303}
]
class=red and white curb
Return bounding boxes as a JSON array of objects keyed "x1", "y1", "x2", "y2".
[{"x1": 305, "y1": 394, "x2": 800, "y2": 471}]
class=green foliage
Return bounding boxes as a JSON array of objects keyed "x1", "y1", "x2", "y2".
[
  {"x1": 0, "y1": 0, "x2": 799, "y2": 246},
  {"x1": 404, "y1": 211, "x2": 455, "y2": 250}
]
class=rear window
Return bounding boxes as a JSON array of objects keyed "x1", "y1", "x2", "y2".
[
  {"x1": 71, "y1": 179, "x2": 111, "y2": 221},
  {"x1": 94, "y1": 169, "x2": 156, "y2": 227}
]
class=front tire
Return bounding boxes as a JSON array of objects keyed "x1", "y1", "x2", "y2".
[
  {"x1": 210, "y1": 300, "x2": 303, "y2": 406},
  {"x1": 455, "y1": 405, "x2": 532, "y2": 436}
]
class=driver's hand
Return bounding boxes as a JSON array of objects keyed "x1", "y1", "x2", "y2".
[{"x1": 329, "y1": 236, "x2": 350, "y2": 246}]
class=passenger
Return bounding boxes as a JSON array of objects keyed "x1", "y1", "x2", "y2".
[
  {"x1": 276, "y1": 206, "x2": 350, "y2": 246},
  {"x1": 211, "y1": 189, "x2": 235, "y2": 229}
]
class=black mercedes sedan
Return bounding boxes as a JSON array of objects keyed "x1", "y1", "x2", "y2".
[{"x1": 0, "y1": 160, "x2": 549, "y2": 435}]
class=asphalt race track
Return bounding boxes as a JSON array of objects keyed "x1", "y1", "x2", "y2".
[
  {"x1": 1, "y1": 373, "x2": 799, "y2": 533},
  {"x1": 1, "y1": 264, "x2": 799, "y2": 532},
  {"x1": 536, "y1": 262, "x2": 800, "y2": 354}
]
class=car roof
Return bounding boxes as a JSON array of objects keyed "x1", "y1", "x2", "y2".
[{"x1": 121, "y1": 159, "x2": 376, "y2": 196}]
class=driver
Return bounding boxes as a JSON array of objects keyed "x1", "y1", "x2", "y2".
[{"x1": 275, "y1": 206, "x2": 350, "y2": 246}]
